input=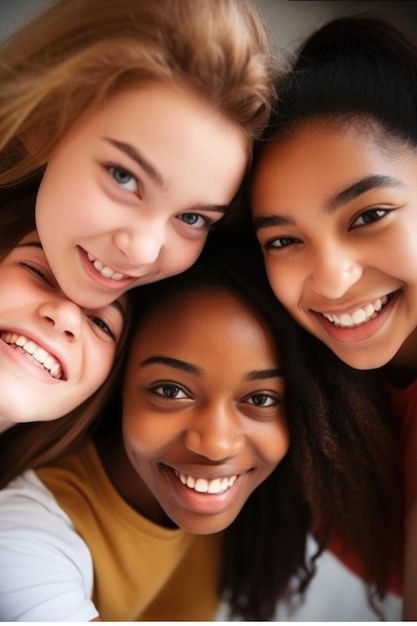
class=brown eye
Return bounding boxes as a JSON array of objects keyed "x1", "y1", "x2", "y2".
[
  {"x1": 150, "y1": 384, "x2": 188, "y2": 399},
  {"x1": 246, "y1": 393, "x2": 280, "y2": 407}
]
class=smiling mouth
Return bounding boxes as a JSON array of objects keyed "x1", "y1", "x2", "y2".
[
  {"x1": 1, "y1": 332, "x2": 64, "y2": 379},
  {"x1": 320, "y1": 293, "x2": 395, "y2": 329},
  {"x1": 87, "y1": 252, "x2": 128, "y2": 281},
  {"x1": 174, "y1": 470, "x2": 238, "y2": 494}
]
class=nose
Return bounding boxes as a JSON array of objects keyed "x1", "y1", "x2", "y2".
[
  {"x1": 113, "y1": 221, "x2": 165, "y2": 267},
  {"x1": 38, "y1": 298, "x2": 82, "y2": 341},
  {"x1": 183, "y1": 405, "x2": 245, "y2": 462},
  {"x1": 309, "y1": 245, "x2": 363, "y2": 300}
]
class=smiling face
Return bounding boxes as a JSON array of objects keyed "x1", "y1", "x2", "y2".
[
  {"x1": 120, "y1": 287, "x2": 288, "y2": 534},
  {"x1": 35, "y1": 81, "x2": 248, "y2": 309},
  {"x1": 0, "y1": 232, "x2": 125, "y2": 430},
  {"x1": 251, "y1": 119, "x2": 417, "y2": 372}
]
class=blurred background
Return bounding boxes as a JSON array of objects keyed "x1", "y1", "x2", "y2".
[
  {"x1": 2, "y1": 0, "x2": 417, "y2": 58},
  {"x1": 0, "y1": 0, "x2": 411, "y2": 621}
]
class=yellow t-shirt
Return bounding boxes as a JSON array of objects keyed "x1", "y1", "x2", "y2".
[{"x1": 37, "y1": 440, "x2": 223, "y2": 621}]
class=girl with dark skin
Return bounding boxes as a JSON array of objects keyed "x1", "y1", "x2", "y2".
[{"x1": 0, "y1": 241, "x2": 401, "y2": 620}]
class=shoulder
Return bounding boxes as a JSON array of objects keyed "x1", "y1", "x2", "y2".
[{"x1": 0, "y1": 470, "x2": 98, "y2": 621}]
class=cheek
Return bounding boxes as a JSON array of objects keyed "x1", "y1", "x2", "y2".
[
  {"x1": 265, "y1": 263, "x2": 297, "y2": 306},
  {"x1": 83, "y1": 343, "x2": 115, "y2": 393},
  {"x1": 122, "y1": 388, "x2": 159, "y2": 448},
  {"x1": 163, "y1": 240, "x2": 205, "y2": 276},
  {"x1": 271, "y1": 422, "x2": 290, "y2": 463},
  {"x1": 122, "y1": 411, "x2": 162, "y2": 457},
  {"x1": 257, "y1": 420, "x2": 290, "y2": 469}
]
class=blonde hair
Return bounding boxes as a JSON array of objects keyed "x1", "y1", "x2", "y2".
[
  {"x1": 0, "y1": 0, "x2": 277, "y2": 184},
  {"x1": 0, "y1": 189, "x2": 132, "y2": 487}
]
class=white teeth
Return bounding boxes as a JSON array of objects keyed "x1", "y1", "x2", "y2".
[
  {"x1": 0, "y1": 332, "x2": 63, "y2": 379},
  {"x1": 87, "y1": 252, "x2": 126, "y2": 281},
  {"x1": 175, "y1": 470, "x2": 237, "y2": 494},
  {"x1": 323, "y1": 295, "x2": 388, "y2": 329},
  {"x1": 195, "y1": 478, "x2": 209, "y2": 493},
  {"x1": 208, "y1": 479, "x2": 223, "y2": 494}
]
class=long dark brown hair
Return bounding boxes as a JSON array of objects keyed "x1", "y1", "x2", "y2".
[{"x1": 96, "y1": 225, "x2": 402, "y2": 620}]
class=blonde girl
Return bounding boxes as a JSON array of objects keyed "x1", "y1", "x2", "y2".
[{"x1": 0, "y1": 0, "x2": 277, "y2": 308}]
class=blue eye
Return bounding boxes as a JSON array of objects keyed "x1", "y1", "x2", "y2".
[
  {"x1": 180, "y1": 213, "x2": 213, "y2": 231},
  {"x1": 109, "y1": 166, "x2": 138, "y2": 192}
]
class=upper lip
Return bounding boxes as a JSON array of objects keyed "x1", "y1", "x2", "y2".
[
  {"x1": 83, "y1": 248, "x2": 151, "y2": 280},
  {"x1": 0, "y1": 328, "x2": 68, "y2": 380},
  {"x1": 166, "y1": 464, "x2": 246, "y2": 480},
  {"x1": 311, "y1": 291, "x2": 396, "y2": 317}
]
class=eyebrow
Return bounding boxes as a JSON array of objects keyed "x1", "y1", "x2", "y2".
[
  {"x1": 104, "y1": 137, "x2": 165, "y2": 187},
  {"x1": 16, "y1": 241, "x2": 43, "y2": 249},
  {"x1": 140, "y1": 355, "x2": 203, "y2": 376},
  {"x1": 253, "y1": 174, "x2": 404, "y2": 232},
  {"x1": 104, "y1": 137, "x2": 228, "y2": 216},
  {"x1": 328, "y1": 175, "x2": 404, "y2": 212},
  {"x1": 253, "y1": 214, "x2": 293, "y2": 231},
  {"x1": 140, "y1": 356, "x2": 283, "y2": 381},
  {"x1": 246, "y1": 368, "x2": 283, "y2": 381}
]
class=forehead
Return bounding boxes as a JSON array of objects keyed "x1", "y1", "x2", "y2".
[
  {"x1": 252, "y1": 118, "x2": 415, "y2": 202},
  {"x1": 131, "y1": 287, "x2": 276, "y2": 358},
  {"x1": 260, "y1": 116, "x2": 410, "y2": 164}
]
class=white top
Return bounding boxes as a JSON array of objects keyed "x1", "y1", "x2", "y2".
[
  {"x1": 0, "y1": 470, "x2": 97, "y2": 622},
  {"x1": 0, "y1": 470, "x2": 403, "y2": 622}
]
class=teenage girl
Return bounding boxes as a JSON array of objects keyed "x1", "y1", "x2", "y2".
[
  {"x1": 0, "y1": 188, "x2": 129, "y2": 484},
  {"x1": 0, "y1": 0, "x2": 277, "y2": 309},
  {"x1": 250, "y1": 14, "x2": 417, "y2": 618}
]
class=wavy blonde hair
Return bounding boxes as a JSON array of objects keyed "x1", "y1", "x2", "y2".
[
  {"x1": 0, "y1": 0, "x2": 277, "y2": 184},
  {"x1": 0, "y1": 188, "x2": 132, "y2": 487}
]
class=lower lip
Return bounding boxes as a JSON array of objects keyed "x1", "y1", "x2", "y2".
[
  {"x1": 163, "y1": 466, "x2": 244, "y2": 515},
  {"x1": 78, "y1": 247, "x2": 137, "y2": 292},
  {"x1": 0, "y1": 338, "x2": 62, "y2": 384},
  {"x1": 315, "y1": 292, "x2": 398, "y2": 344}
]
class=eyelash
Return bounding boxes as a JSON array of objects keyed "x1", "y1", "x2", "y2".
[
  {"x1": 88, "y1": 315, "x2": 115, "y2": 340},
  {"x1": 179, "y1": 213, "x2": 215, "y2": 232},
  {"x1": 266, "y1": 237, "x2": 298, "y2": 250},
  {"x1": 265, "y1": 207, "x2": 392, "y2": 250},
  {"x1": 105, "y1": 164, "x2": 217, "y2": 232},
  {"x1": 149, "y1": 383, "x2": 190, "y2": 399},
  {"x1": 107, "y1": 164, "x2": 139, "y2": 194},
  {"x1": 148, "y1": 384, "x2": 282, "y2": 409},
  {"x1": 244, "y1": 392, "x2": 281, "y2": 407},
  {"x1": 21, "y1": 262, "x2": 116, "y2": 341},
  {"x1": 19, "y1": 261, "x2": 54, "y2": 286},
  {"x1": 350, "y1": 207, "x2": 389, "y2": 228}
]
